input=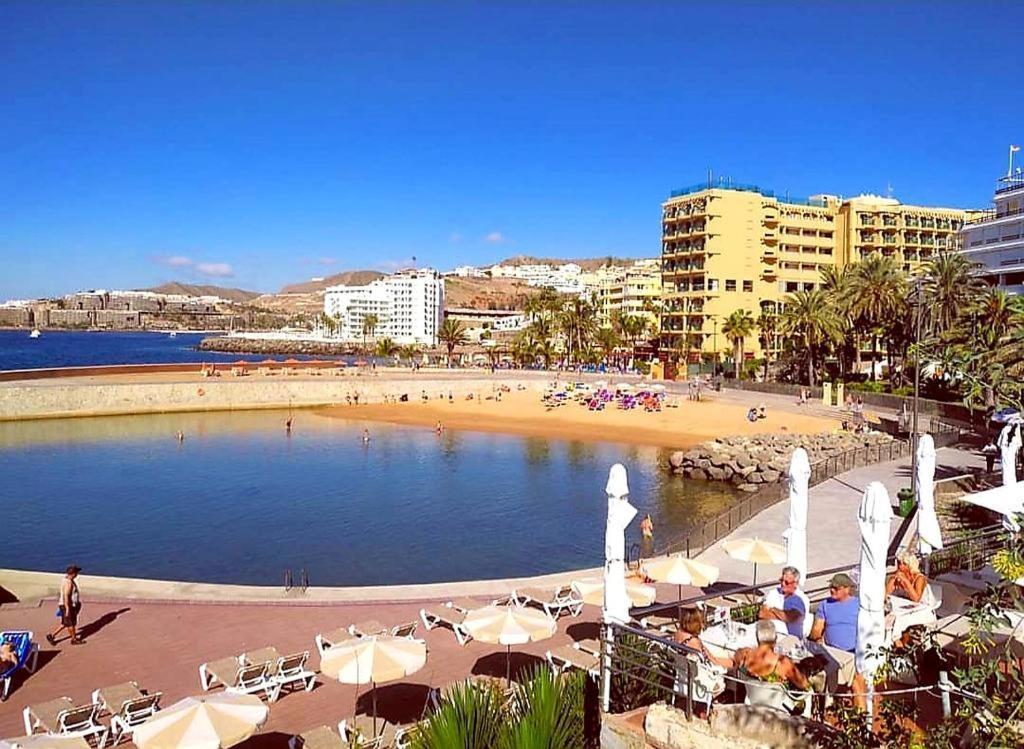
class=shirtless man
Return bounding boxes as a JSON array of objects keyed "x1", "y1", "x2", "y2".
[
  {"x1": 732, "y1": 620, "x2": 808, "y2": 690},
  {"x1": 47, "y1": 565, "x2": 83, "y2": 646}
]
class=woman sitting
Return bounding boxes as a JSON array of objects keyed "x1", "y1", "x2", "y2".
[
  {"x1": 732, "y1": 620, "x2": 808, "y2": 691},
  {"x1": 886, "y1": 551, "x2": 933, "y2": 605},
  {"x1": 673, "y1": 608, "x2": 733, "y2": 670}
]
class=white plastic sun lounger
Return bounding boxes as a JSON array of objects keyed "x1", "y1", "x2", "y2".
[
  {"x1": 91, "y1": 681, "x2": 162, "y2": 744},
  {"x1": 419, "y1": 607, "x2": 473, "y2": 646},
  {"x1": 199, "y1": 653, "x2": 281, "y2": 702},
  {"x1": 288, "y1": 725, "x2": 345, "y2": 749},
  {"x1": 513, "y1": 585, "x2": 583, "y2": 619},
  {"x1": 274, "y1": 650, "x2": 316, "y2": 696},
  {"x1": 23, "y1": 697, "x2": 109, "y2": 748},
  {"x1": 546, "y1": 644, "x2": 600, "y2": 676}
]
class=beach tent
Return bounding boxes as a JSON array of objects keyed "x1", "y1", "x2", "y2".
[
  {"x1": 783, "y1": 447, "x2": 811, "y2": 580},
  {"x1": 856, "y1": 481, "x2": 893, "y2": 719},
  {"x1": 958, "y1": 482, "x2": 1024, "y2": 532},
  {"x1": 916, "y1": 434, "x2": 943, "y2": 554}
]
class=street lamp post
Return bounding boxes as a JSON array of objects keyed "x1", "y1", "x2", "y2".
[{"x1": 910, "y1": 279, "x2": 923, "y2": 496}]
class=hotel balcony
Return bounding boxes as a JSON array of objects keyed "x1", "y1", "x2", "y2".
[
  {"x1": 762, "y1": 248, "x2": 778, "y2": 263},
  {"x1": 763, "y1": 232, "x2": 778, "y2": 244},
  {"x1": 882, "y1": 234, "x2": 898, "y2": 245},
  {"x1": 762, "y1": 212, "x2": 779, "y2": 225},
  {"x1": 761, "y1": 267, "x2": 778, "y2": 280}
]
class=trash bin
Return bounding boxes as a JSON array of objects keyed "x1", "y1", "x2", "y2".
[{"x1": 897, "y1": 488, "x2": 915, "y2": 517}]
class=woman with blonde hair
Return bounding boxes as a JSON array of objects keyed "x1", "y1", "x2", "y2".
[{"x1": 886, "y1": 550, "x2": 933, "y2": 605}]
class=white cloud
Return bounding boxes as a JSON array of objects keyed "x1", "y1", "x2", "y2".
[
  {"x1": 484, "y1": 231, "x2": 505, "y2": 243},
  {"x1": 449, "y1": 232, "x2": 462, "y2": 243},
  {"x1": 195, "y1": 262, "x2": 234, "y2": 278},
  {"x1": 166, "y1": 255, "x2": 193, "y2": 267}
]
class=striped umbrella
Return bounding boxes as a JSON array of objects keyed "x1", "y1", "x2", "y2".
[
  {"x1": 462, "y1": 604, "x2": 557, "y2": 680},
  {"x1": 132, "y1": 693, "x2": 268, "y2": 749}
]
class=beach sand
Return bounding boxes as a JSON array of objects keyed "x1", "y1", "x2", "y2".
[{"x1": 317, "y1": 389, "x2": 841, "y2": 448}]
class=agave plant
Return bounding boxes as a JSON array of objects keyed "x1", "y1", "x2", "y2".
[{"x1": 410, "y1": 667, "x2": 586, "y2": 749}]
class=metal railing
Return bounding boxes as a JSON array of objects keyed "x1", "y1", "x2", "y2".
[
  {"x1": 924, "y1": 524, "x2": 1007, "y2": 577},
  {"x1": 658, "y1": 440, "x2": 912, "y2": 559}
]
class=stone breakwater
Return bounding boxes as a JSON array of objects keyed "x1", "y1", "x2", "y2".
[
  {"x1": 198, "y1": 336, "x2": 360, "y2": 356},
  {"x1": 668, "y1": 432, "x2": 899, "y2": 491}
]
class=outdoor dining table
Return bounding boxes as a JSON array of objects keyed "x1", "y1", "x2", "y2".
[
  {"x1": 886, "y1": 595, "x2": 937, "y2": 644},
  {"x1": 701, "y1": 621, "x2": 856, "y2": 687}
]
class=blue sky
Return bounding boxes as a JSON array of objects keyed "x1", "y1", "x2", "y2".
[{"x1": 1, "y1": 1, "x2": 1021, "y2": 299}]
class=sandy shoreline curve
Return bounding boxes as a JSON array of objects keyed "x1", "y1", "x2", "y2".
[{"x1": 316, "y1": 388, "x2": 840, "y2": 449}]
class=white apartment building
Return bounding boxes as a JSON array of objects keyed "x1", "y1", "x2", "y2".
[
  {"x1": 323, "y1": 268, "x2": 444, "y2": 345},
  {"x1": 487, "y1": 262, "x2": 585, "y2": 294},
  {"x1": 449, "y1": 265, "x2": 488, "y2": 278},
  {"x1": 961, "y1": 169, "x2": 1024, "y2": 294}
]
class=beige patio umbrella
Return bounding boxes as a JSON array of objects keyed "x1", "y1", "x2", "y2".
[
  {"x1": 723, "y1": 537, "x2": 786, "y2": 586},
  {"x1": 2, "y1": 737, "x2": 91, "y2": 749},
  {"x1": 641, "y1": 555, "x2": 721, "y2": 602},
  {"x1": 571, "y1": 576, "x2": 657, "y2": 608},
  {"x1": 321, "y1": 635, "x2": 427, "y2": 737},
  {"x1": 462, "y1": 604, "x2": 557, "y2": 680},
  {"x1": 132, "y1": 692, "x2": 268, "y2": 749}
]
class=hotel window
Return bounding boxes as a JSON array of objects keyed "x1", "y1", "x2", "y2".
[
  {"x1": 786, "y1": 282, "x2": 799, "y2": 292},
  {"x1": 725, "y1": 280, "x2": 736, "y2": 291},
  {"x1": 743, "y1": 280, "x2": 753, "y2": 292}
]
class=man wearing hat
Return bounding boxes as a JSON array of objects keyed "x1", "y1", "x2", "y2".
[
  {"x1": 810, "y1": 573, "x2": 859, "y2": 652},
  {"x1": 46, "y1": 565, "x2": 83, "y2": 646}
]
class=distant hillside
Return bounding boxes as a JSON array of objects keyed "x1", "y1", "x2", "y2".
[
  {"x1": 144, "y1": 282, "x2": 261, "y2": 303},
  {"x1": 445, "y1": 276, "x2": 542, "y2": 311},
  {"x1": 496, "y1": 254, "x2": 641, "y2": 271},
  {"x1": 280, "y1": 270, "x2": 385, "y2": 294}
]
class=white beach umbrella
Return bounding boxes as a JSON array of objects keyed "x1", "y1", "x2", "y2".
[
  {"x1": 321, "y1": 635, "x2": 427, "y2": 737},
  {"x1": 856, "y1": 481, "x2": 893, "y2": 717},
  {"x1": 462, "y1": 604, "x2": 556, "y2": 680},
  {"x1": 998, "y1": 422, "x2": 1022, "y2": 487},
  {"x1": 641, "y1": 555, "x2": 720, "y2": 602},
  {"x1": 1, "y1": 737, "x2": 91, "y2": 749},
  {"x1": 571, "y1": 577, "x2": 656, "y2": 608},
  {"x1": 958, "y1": 481, "x2": 1024, "y2": 533},
  {"x1": 723, "y1": 537, "x2": 786, "y2": 585},
  {"x1": 132, "y1": 693, "x2": 268, "y2": 749},
  {"x1": 603, "y1": 463, "x2": 638, "y2": 625},
  {"x1": 916, "y1": 434, "x2": 943, "y2": 554},
  {"x1": 783, "y1": 447, "x2": 811, "y2": 581}
]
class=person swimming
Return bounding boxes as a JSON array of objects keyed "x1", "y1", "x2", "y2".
[
  {"x1": 176, "y1": 430, "x2": 184, "y2": 443},
  {"x1": 362, "y1": 429, "x2": 370, "y2": 444},
  {"x1": 286, "y1": 418, "x2": 293, "y2": 433},
  {"x1": 436, "y1": 421, "x2": 443, "y2": 434}
]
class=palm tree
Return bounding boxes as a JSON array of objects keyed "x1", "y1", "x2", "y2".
[
  {"x1": 921, "y1": 252, "x2": 986, "y2": 336},
  {"x1": 361, "y1": 313, "x2": 379, "y2": 351},
  {"x1": 722, "y1": 309, "x2": 755, "y2": 379},
  {"x1": 595, "y1": 326, "x2": 621, "y2": 367},
  {"x1": 511, "y1": 329, "x2": 540, "y2": 367},
  {"x1": 374, "y1": 337, "x2": 399, "y2": 358},
  {"x1": 437, "y1": 318, "x2": 469, "y2": 367},
  {"x1": 398, "y1": 344, "x2": 421, "y2": 365},
  {"x1": 844, "y1": 255, "x2": 907, "y2": 381},
  {"x1": 820, "y1": 265, "x2": 858, "y2": 376},
  {"x1": 780, "y1": 289, "x2": 842, "y2": 387},
  {"x1": 756, "y1": 308, "x2": 778, "y2": 381},
  {"x1": 559, "y1": 296, "x2": 597, "y2": 364}
]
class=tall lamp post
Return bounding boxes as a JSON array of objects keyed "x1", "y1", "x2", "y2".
[{"x1": 910, "y1": 278, "x2": 924, "y2": 496}]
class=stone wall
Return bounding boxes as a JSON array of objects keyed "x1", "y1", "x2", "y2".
[
  {"x1": 199, "y1": 336, "x2": 361, "y2": 356},
  {"x1": 0, "y1": 308, "x2": 30, "y2": 327},
  {"x1": 667, "y1": 432, "x2": 898, "y2": 491}
]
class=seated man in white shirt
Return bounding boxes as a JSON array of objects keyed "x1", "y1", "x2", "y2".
[{"x1": 759, "y1": 565, "x2": 811, "y2": 638}]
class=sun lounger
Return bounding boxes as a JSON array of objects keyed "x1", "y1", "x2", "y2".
[
  {"x1": 513, "y1": 585, "x2": 583, "y2": 618},
  {"x1": 419, "y1": 606, "x2": 473, "y2": 646},
  {"x1": 315, "y1": 628, "x2": 358, "y2": 657},
  {"x1": 347, "y1": 620, "x2": 390, "y2": 638},
  {"x1": 390, "y1": 621, "x2": 418, "y2": 639},
  {"x1": 446, "y1": 597, "x2": 488, "y2": 613},
  {"x1": 23, "y1": 697, "x2": 109, "y2": 748},
  {"x1": 1, "y1": 631, "x2": 38, "y2": 702},
  {"x1": 339, "y1": 716, "x2": 405, "y2": 749},
  {"x1": 546, "y1": 644, "x2": 600, "y2": 676},
  {"x1": 198, "y1": 654, "x2": 281, "y2": 702},
  {"x1": 91, "y1": 682, "x2": 161, "y2": 745},
  {"x1": 274, "y1": 651, "x2": 316, "y2": 695},
  {"x1": 288, "y1": 725, "x2": 345, "y2": 749}
]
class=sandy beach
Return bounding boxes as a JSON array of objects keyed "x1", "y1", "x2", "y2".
[{"x1": 318, "y1": 388, "x2": 840, "y2": 448}]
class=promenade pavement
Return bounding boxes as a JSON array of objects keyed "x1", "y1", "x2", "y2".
[{"x1": 692, "y1": 446, "x2": 987, "y2": 588}]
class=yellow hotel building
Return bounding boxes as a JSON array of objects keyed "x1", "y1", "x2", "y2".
[{"x1": 660, "y1": 181, "x2": 971, "y2": 362}]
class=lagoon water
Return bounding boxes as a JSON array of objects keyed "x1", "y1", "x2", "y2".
[{"x1": 0, "y1": 409, "x2": 740, "y2": 586}]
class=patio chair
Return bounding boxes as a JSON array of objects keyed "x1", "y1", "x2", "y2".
[
  {"x1": 347, "y1": 620, "x2": 390, "y2": 638},
  {"x1": 513, "y1": 585, "x2": 583, "y2": 619},
  {"x1": 314, "y1": 627, "x2": 359, "y2": 657},
  {"x1": 546, "y1": 644, "x2": 599, "y2": 676},
  {"x1": 91, "y1": 682, "x2": 161, "y2": 745},
  {"x1": 288, "y1": 725, "x2": 345, "y2": 749},
  {"x1": 419, "y1": 606, "x2": 473, "y2": 646},
  {"x1": 673, "y1": 654, "x2": 725, "y2": 715},
  {"x1": 274, "y1": 651, "x2": 317, "y2": 696},
  {"x1": 23, "y1": 697, "x2": 109, "y2": 748},
  {"x1": 199, "y1": 655, "x2": 281, "y2": 702},
  {"x1": 1, "y1": 630, "x2": 38, "y2": 701}
]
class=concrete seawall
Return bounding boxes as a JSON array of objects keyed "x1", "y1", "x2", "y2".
[{"x1": 0, "y1": 368, "x2": 575, "y2": 421}]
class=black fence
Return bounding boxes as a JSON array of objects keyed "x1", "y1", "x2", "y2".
[
  {"x1": 924, "y1": 524, "x2": 1007, "y2": 577},
  {"x1": 658, "y1": 439, "x2": 912, "y2": 559}
]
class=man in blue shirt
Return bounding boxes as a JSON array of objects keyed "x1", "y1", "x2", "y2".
[
  {"x1": 758, "y1": 566, "x2": 810, "y2": 638},
  {"x1": 810, "y1": 573, "x2": 859, "y2": 652}
]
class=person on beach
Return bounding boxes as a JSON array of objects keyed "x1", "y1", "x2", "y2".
[
  {"x1": 285, "y1": 418, "x2": 292, "y2": 434},
  {"x1": 47, "y1": 565, "x2": 83, "y2": 646},
  {"x1": 640, "y1": 514, "x2": 654, "y2": 540},
  {"x1": 176, "y1": 430, "x2": 184, "y2": 443},
  {"x1": 0, "y1": 640, "x2": 18, "y2": 669},
  {"x1": 448, "y1": 391, "x2": 454, "y2": 403},
  {"x1": 436, "y1": 421, "x2": 443, "y2": 434}
]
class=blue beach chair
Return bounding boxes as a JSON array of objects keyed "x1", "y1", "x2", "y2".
[{"x1": 1, "y1": 630, "x2": 39, "y2": 701}]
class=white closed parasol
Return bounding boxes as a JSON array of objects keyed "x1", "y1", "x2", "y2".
[
  {"x1": 915, "y1": 434, "x2": 943, "y2": 554},
  {"x1": 603, "y1": 464, "x2": 637, "y2": 624},
  {"x1": 783, "y1": 447, "x2": 811, "y2": 580},
  {"x1": 855, "y1": 481, "x2": 893, "y2": 718},
  {"x1": 998, "y1": 421, "x2": 1022, "y2": 487}
]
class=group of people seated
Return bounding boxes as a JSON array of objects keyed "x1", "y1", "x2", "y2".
[{"x1": 671, "y1": 553, "x2": 935, "y2": 710}]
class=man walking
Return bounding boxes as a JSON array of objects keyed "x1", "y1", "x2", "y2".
[{"x1": 46, "y1": 565, "x2": 83, "y2": 646}]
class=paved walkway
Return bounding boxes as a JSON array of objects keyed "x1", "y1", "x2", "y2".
[{"x1": 692, "y1": 446, "x2": 986, "y2": 588}]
